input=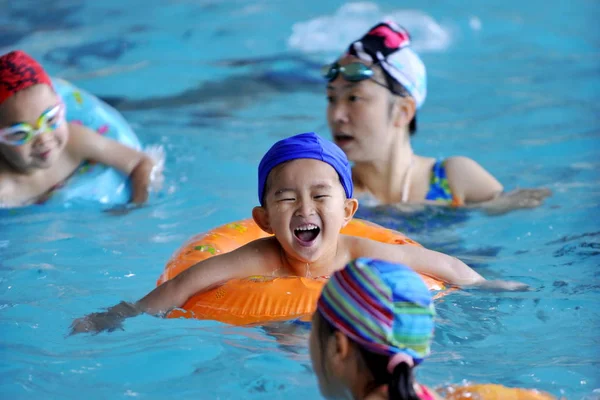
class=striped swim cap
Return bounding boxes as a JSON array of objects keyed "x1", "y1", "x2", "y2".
[{"x1": 317, "y1": 258, "x2": 435, "y2": 365}]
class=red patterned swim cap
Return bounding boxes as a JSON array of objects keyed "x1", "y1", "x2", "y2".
[{"x1": 0, "y1": 50, "x2": 53, "y2": 105}]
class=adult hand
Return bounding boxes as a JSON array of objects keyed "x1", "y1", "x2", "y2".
[
  {"x1": 481, "y1": 188, "x2": 552, "y2": 215},
  {"x1": 469, "y1": 279, "x2": 530, "y2": 292}
]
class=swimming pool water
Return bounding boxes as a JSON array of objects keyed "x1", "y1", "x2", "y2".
[{"x1": 1, "y1": 1, "x2": 599, "y2": 399}]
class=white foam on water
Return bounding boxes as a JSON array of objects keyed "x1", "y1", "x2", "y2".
[{"x1": 287, "y1": 2, "x2": 452, "y2": 55}]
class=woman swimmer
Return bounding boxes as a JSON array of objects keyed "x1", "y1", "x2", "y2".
[{"x1": 323, "y1": 21, "x2": 551, "y2": 214}]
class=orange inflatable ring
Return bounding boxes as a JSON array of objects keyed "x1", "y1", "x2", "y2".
[
  {"x1": 441, "y1": 383, "x2": 556, "y2": 399},
  {"x1": 157, "y1": 218, "x2": 448, "y2": 326}
]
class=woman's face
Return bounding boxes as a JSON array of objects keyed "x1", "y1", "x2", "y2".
[{"x1": 326, "y1": 56, "x2": 397, "y2": 163}]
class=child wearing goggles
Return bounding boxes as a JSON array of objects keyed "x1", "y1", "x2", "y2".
[
  {"x1": 324, "y1": 21, "x2": 551, "y2": 214},
  {"x1": 0, "y1": 50, "x2": 157, "y2": 207}
]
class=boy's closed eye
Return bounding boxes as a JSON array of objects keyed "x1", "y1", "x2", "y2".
[{"x1": 274, "y1": 189, "x2": 296, "y2": 202}]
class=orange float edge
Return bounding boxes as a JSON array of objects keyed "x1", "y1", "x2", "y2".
[
  {"x1": 157, "y1": 218, "x2": 450, "y2": 326},
  {"x1": 441, "y1": 383, "x2": 556, "y2": 400}
]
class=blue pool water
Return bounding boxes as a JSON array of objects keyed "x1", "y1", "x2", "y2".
[{"x1": 1, "y1": 1, "x2": 599, "y2": 399}]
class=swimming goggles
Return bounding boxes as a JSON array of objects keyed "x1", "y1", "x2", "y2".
[
  {"x1": 321, "y1": 62, "x2": 375, "y2": 82},
  {"x1": 321, "y1": 61, "x2": 406, "y2": 96},
  {"x1": 0, "y1": 102, "x2": 65, "y2": 146}
]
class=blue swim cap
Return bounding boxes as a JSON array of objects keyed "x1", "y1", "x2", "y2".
[{"x1": 258, "y1": 132, "x2": 353, "y2": 205}]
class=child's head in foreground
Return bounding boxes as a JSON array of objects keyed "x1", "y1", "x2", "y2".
[
  {"x1": 0, "y1": 50, "x2": 67, "y2": 172},
  {"x1": 252, "y1": 132, "x2": 359, "y2": 263},
  {"x1": 310, "y1": 257, "x2": 436, "y2": 400}
]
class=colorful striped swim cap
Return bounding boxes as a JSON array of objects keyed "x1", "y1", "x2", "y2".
[{"x1": 317, "y1": 258, "x2": 435, "y2": 365}]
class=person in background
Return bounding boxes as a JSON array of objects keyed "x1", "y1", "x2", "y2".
[{"x1": 323, "y1": 21, "x2": 551, "y2": 214}]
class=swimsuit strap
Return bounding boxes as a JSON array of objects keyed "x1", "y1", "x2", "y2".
[
  {"x1": 424, "y1": 159, "x2": 454, "y2": 203},
  {"x1": 418, "y1": 384, "x2": 436, "y2": 400},
  {"x1": 400, "y1": 154, "x2": 414, "y2": 203}
]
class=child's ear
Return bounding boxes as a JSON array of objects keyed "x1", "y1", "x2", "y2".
[
  {"x1": 341, "y1": 198, "x2": 359, "y2": 227},
  {"x1": 252, "y1": 206, "x2": 273, "y2": 234},
  {"x1": 329, "y1": 331, "x2": 352, "y2": 374}
]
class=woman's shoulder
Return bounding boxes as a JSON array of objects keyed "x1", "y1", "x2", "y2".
[
  {"x1": 439, "y1": 156, "x2": 503, "y2": 203},
  {"x1": 442, "y1": 155, "x2": 480, "y2": 169},
  {"x1": 432, "y1": 156, "x2": 488, "y2": 183}
]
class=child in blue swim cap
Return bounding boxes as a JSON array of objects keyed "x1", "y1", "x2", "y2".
[{"x1": 72, "y1": 132, "x2": 526, "y2": 334}]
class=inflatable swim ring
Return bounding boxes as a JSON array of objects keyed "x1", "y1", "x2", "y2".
[
  {"x1": 158, "y1": 218, "x2": 448, "y2": 326},
  {"x1": 159, "y1": 220, "x2": 557, "y2": 400},
  {"x1": 441, "y1": 383, "x2": 556, "y2": 399},
  {"x1": 45, "y1": 78, "x2": 142, "y2": 205}
]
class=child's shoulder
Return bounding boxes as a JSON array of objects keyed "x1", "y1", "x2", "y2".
[
  {"x1": 340, "y1": 234, "x2": 376, "y2": 247},
  {"x1": 340, "y1": 234, "x2": 389, "y2": 256},
  {"x1": 209, "y1": 236, "x2": 283, "y2": 277},
  {"x1": 64, "y1": 122, "x2": 92, "y2": 160},
  {"x1": 235, "y1": 236, "x2": 283, "y2": 262},
  {"x1": 0, "y1": 172, "x2": 17, "y2": 205}
]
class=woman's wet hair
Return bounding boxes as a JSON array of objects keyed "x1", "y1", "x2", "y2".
[
  {"x1": 315, "y1": 311, "x2": 421, "y2": 400},
  {"x1": 380, "y1": 67, "x2": 417, "y2": 135}
]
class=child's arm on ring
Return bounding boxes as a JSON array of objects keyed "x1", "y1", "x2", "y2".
[{"x1": 66, "y1": 123, "x2": 155, "y2": 204}]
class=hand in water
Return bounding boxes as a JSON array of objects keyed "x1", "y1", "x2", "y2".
[
  {"x1": 145, "y1": 145, "x2": 166, "y2": 194},
  {"x1": 470, "y1": 279, "x2": 530, "y2": 292},
  {"x1": 103, "y1": 203, "x2": 141, "y2": 216},
  {"x1": 69, "y1": 302, "x2": 140, "y2": 335},
  {"x1": 70, "y1": 312, "x2": 124, "y2": 335},
  {"x1": 483, "y1": 188, "x2": 552, "y2": 215}
]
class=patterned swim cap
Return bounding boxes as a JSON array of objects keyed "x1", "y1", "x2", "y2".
[
  {"x1": 345, "y1": 21, "x2": 427, "y2": 109},
  {"x1": 0, "y1": 50, "x2": 53, "y2": 105},
  {"x1": 317, "y1": 257, "x2": 435, "y2": 365}
]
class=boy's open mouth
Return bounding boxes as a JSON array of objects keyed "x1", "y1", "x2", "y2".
[{"x1": 293, "y1": 223, "x2": 321, "y2": 244}]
